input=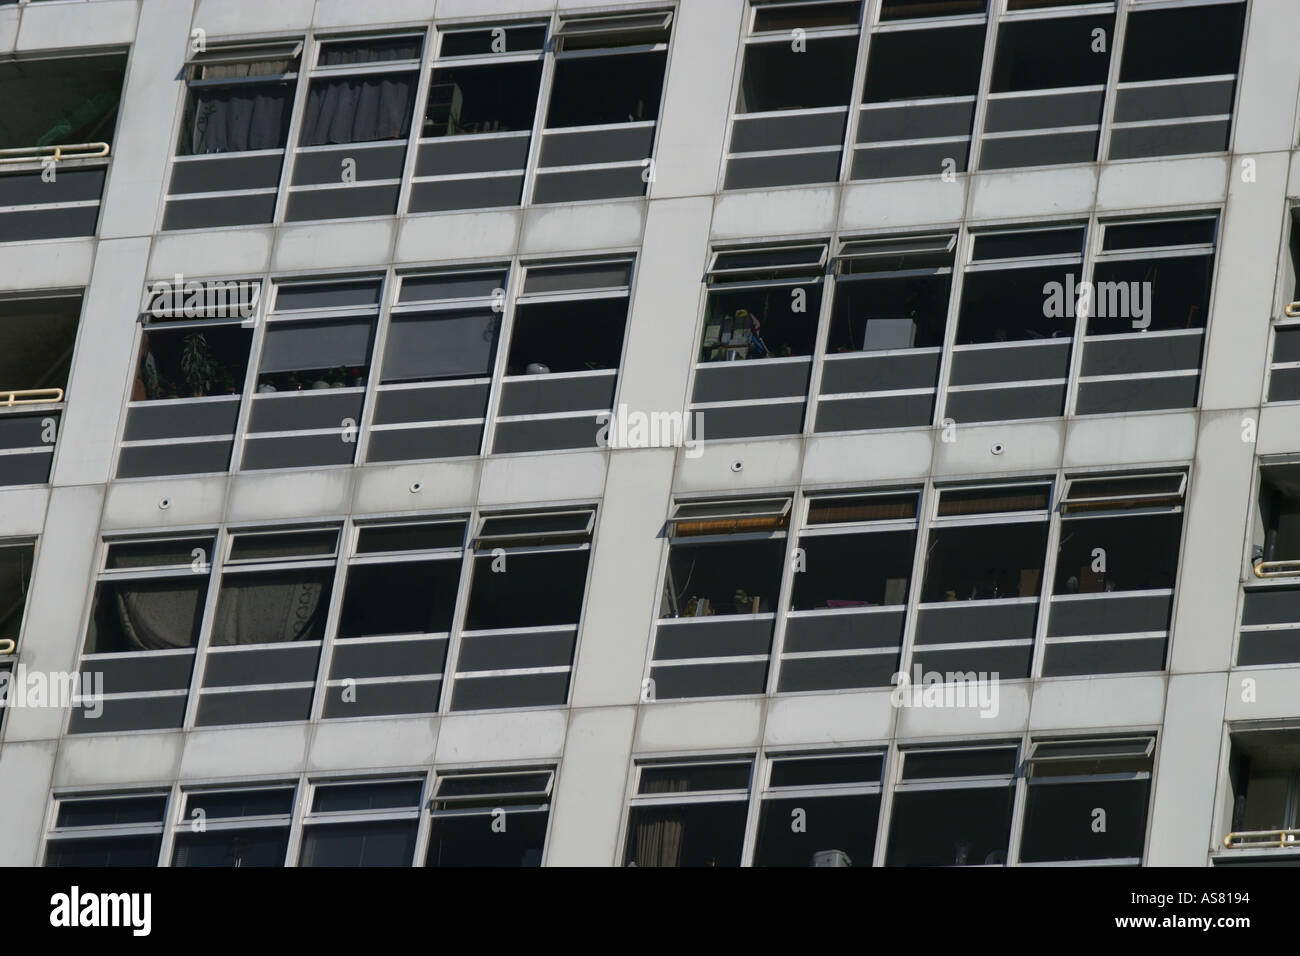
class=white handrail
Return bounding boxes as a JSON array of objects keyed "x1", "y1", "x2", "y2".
[
  {"x1": 1, "y1": 388, "x2": 64, "y2": 407},
  {"x1": 0, "y1": 142, "x2": 110, "y2": 166},
  {"x1": 1224, "y1": 828, "x2": 1300, "y2": 849}
]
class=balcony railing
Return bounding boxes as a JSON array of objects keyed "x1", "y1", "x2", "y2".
[
  {"x1": 1253, "y1": 559, "x2": 1300, "y2": 579},
  {"x1": 1, "y1": 387, "x2": 63, "y2": 406},
  {"x1": 1223, "y1": 828, "x2": 1300, "y2": 849},
  {"x1": 0, "y1": 639, "x2": 14, "y2": 656},
  {"x1": 0, "y1": 142, "x2": 110, "y2": 166}
]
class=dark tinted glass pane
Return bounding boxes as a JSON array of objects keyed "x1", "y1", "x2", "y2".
[
  {"x1": 56, "y1": 796, "x2": 167, "y2": 828},
  {"x1": 338, "y1": 560, "x2": 460, "y2": 636},
  {"x1": 425, "y1": 63, "x2": 542, "y2": 136},
  {"x1": 312, "y1": 781, "x2": 422, "y2": 812},
  {"x1": 0, "y1": 542, "x2": 34, "y2": 644},
  {"x1": 186, "y1": 789, "x2": 294, "y2": 819},
  {"x1": 464, "y1": 550, "x2": 589, "y2": 629},
  {"x1": 736, "y1": 36, "x2": 857, "y2": 112},
  {"x1": 1102, "y1": 219, "x2": 1216, "y2": 251},
  {"x1": 1020, "y1": 779, "x2": 1150, "y2": 861},
  {"x1": 1119, "y1": 4, "x2": 1245, "y2": 83},
  {"x1": 400, "y1": 273, "x2": 505, "y2": 302},
  {"x1": 863, "y1": 25, "x2": 985, "y2": 101},
  {"x1": 106, "y1": 539, "x2": 214, "y2": 570},
  {"x1": 990, "y1": 15, "x2": 1114, "y2": 93},
  {"x1": 86, "y1": 579, "x2": 208, "y2": 653},
  {"x1": 318, "y1": 37, "x2": 422, "y2": 66},
  {"x1": 478, "y1": 512, "x2": 591, "y2": 540},
  {"x1": 299, "y1": 820, "x2": 418, "y2": 866},
  {"x1": 624, "y1": 802, "x2": 747, "y2": 866},
  {"x1": 902, "y1": 748, "x2": 1017, "y2": 780},
  {"x1": 661, "y1": 537, "x2": 786, "y2": 618},
  {"x1": 356, "y1": 523, "x2": 466, "y2": 553},
  {"x1": 228, "y1": 530, "x2": 338, "y2": 561},
  {"x1": 426, "y1": 809, "x2": 548, "y2": 866},
  {"x1": 886, "y1": 785, "x2": 1014, "y2": 865},
  {"x1": 879, "y1": 0, "x2": 985, "y2": 19},
  {"x1": 546, "y1": 51, "x2": 666, "y2": 126},
  {"x1": 754, "y1": 794, "x2": 880, "y2": 866},
  {"x1": 1053, "y1": 513, "x2": 1182, "y2": 594},
  {"x1": 769, "y1": 754, "x2": 883, "y2": 787},
  {"x1": 209, "y1": 570, "x2": 333, "y2": 645},
  {"x1": 172, "y1": 828, "x2": 290, "y2": 866},
  {"x1": 938, "y1": 486, "x2": 1050, "y2": 515},
  {"x1": 790, "y1": 530, "x2": 915, "y2": 609},
  {"x1": 639, "y1": 763, "x2": 751, "y2": 794},
  {"x1": 275, "y1": 281, "x2": 382, "y2": 312},
  {"x1": 45, "y1": 835, "x2": 162, "y2": 867},
  {"x1": 754, "y1": 3, "x2": 861, "y2": 32},
  {"x1": 436, "y1": 772, "x2": 551, "y2": 801},
  {"x1": 922, "y1": 521, "x2": 1048, "y2": 601},
  {"x1": 439, "y1": 26, "x2": 547, "y2": 57},
  {"x1": 972, "y1": 229, "x2": 1083, "y2": 261}
]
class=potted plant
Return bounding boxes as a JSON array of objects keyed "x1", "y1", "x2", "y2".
[{"x1": 180, "y1": 332, "x2": 221, "y2": 397}]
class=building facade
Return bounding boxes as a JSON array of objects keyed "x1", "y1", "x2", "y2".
[{"x1": 0, "y1": 0, "x2": 1295, "y2": 866}]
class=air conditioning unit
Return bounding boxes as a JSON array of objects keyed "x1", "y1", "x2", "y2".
[{"x1": 811, "y1": 849, "x2": 851, "y2": 867}]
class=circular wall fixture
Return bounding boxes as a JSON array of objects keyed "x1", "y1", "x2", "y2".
[
  {"x1": 158, "y1": 498, "x2": 171, "y2": 510},
  {"x1": 409, "y1": 481, "x2": 423, "y2": 493},
  {"x1": 991, "y1": 442, "x2": 1005, "y2": 456},
  {"x1": 730, "y1": 460, "x2": 744, "y2": 473}
]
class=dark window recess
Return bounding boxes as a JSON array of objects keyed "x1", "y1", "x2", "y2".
[
  {"x1": 208, "y1": 569, "x2": 333, "y2": 645},
  {"x1": 624, "y1": 763, "x2": 750, "y2": 867},
  {"x1": 1119, "y1": 4, "x2": 1246, "y2": 84},
  {"x1": 1255, "y1": 466, "x2": 1300, "y2": 568},
  {"x1": 545, "y1": 51, "x2": 666, "y2": 127},
  {"x1": 356, "y1": 522, "x2": 465, "y2": 553},
  {"x1": 827, "y1": 270, "x2": 950, "y2": 352},
  {"x1": 0, "y1": 53, "x2": 126, "y2": 151},
  {"x1": 922, "y1": 520, "x2": 1047, "y2": 602},
  {"x1": 1226, "y1": 731, "x2": 1300, "y2": 840},
  {"x1": 886, "y1": 748, "x2": 1016, "y2": 866},
  {"x1": 173, "y1": 828, "x2": 289, "y2": 866},
  {"x1": 299, "y1": 780, "x2": 421, "y2": 866},
  {"x1": 956, "y1": 264, "x2": 1076, "y2": 344},
  {"x1": 440, "y1": 26, "x2": 547, "y2": 57},
  {"x1": 424, "y1": 62, "x2": 542, "y2": 137},
  {"x1": 0, "y1": 542, "x2": 33, "y2": 647},
  {"x1": 753, "y1": 753, "x2": 882, "y2": 867},
  {"x1": 133, "y1": 325, "x2": 252, "y2": 400},
  {"x1": 45, "y1": 795, "x2": 167, "y2": 868},
  {"x1": 463, "y1": 550, "x2": 589, "y2": 629},
  {"x1": 879, "y1": 0, "x2": 985, "y2": 19},
  {"x1": 862, "y1": 25, "x2": 985, "y2": 102},
  {"x1": 299, "y1": 73, "x2": 417, "y2": 146},
  {"x1": 791, "y1": 529, "x2": 915, "y2": 609},
  {"x1": 1086, "y1": 255, "x2": 1213, "y2": 335},
  {"x1": 755, "y1": 2, "x2": 862, "y2": 32},
  {"x1": 256, "y1": 316, "x2": 377, "y2": 391},
  {"x1": 426, "y1": 771, "x2": 552, "y2": 867},
  {"x1": 736, "y1": 36, "x2": 858, "y2": 113},
  {"x1": 338, "y1": 560, "x2": 459, "y2": 636},
  {"x1": 0, "y1": 295, "x2": 81, "y2": 395},
  {"x1": 989, "y1": 14, "x2": 1113, "y2": 93},
  {"x1": 505, "y1": 298, "x2": 627, "y2": 375},
  {"x1": 86, "y1": 578, "x2": 208, "y2": 653},
  {"x1": 1054, "y1": 513, "x2": 1182, "y2": 594},
  {"x1": 382, "y1": 310, "x2": 500, "y2": 382},
  {"x1": 178, "y1": 46, "x2": 300, "y2": 155},
  {"x1": 662, "y1": 537, "x2": 785, "y2": 618},
  {"x1": 701, "y1": 280, "x2": 822, "y2": 361}
]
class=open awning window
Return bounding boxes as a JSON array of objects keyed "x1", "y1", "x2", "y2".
[
  {"x1": 1060, "y1": 473, "x2": 1186, "y2": 515},
  {"x1": 431, "y1": 770, "x2": 554, "y2": 811},
  {"x1": 554, "y1": 11, "x2": 672, "y2": 51},
  {"x1": 669, "y1": 497, "x2": 793, "y2": 537},
  {"x1": 1026, "y1": 736, "x2": 1155, "y2": 777},
  {"x1": 707, "y1": 244, "x2": 828, "y2": 285},
  {"x1": 473, "y1": 510, "x2": 595, "y2": 551}
]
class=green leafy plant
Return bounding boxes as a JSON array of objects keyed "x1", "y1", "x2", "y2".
[{"x1": 180, "y1": 332, "x2": 220, "y2": 397}]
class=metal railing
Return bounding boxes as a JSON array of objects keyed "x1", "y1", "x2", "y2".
[
  {"x1": 1285, "y1": 302, "x2": 1300, "y2": 318},
  {"x1": 0, "y1": 142, "x2": 110, "y2": 166},
  {"x1": 1, "y1": 388, "x2": 63, "y2": 407},
  {"x1": 1224, "y1": 828, "x2": 1300, "y2": 849},
  {"x1": 0, "y1": 639, "x2": 13, "y2": 656},
  {"x1": 1253, "y1": 558, "x2": 1300, "y2": 579}
]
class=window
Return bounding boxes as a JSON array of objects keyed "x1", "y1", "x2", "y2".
[
  {"x1": 1043, "y1": 473, "x2": 1185, "y2": 676},
  {"x1": 0, "y1": 540, "x2": 33, "y2": 653},
  {"x1": 78, "y1": 536, "x2": 214, "y2": 733},
  {"x1": 651, "y1": 499, "x2": 791, "y2": 699},
  {"x1": 1075, "y1": 216, "x2": 1217, "y2": 415},
  {"x1": 624, "y1": 760, "x2": 752, "y2": 866},
  {"x1": 532, "y1": 13, "x2": 672, "y2": 203},
  {"x1": 299, "y1": 779, "x2": 423, "y2": 866},
  {"x1": 194, "y1": 528, "x2": 339, "y2": 727},
  {"x1": 978, "y1": 6, "x2": 1115, "y2": 170},
  {"x1": 117, "y1": 282, "x2": 257, "y2": 478},
  {"x1": 778, "y1": 492, "x2": 917, "y2": 692},
  {"x1": 410, "y1": 24, "x2": 546, "y2": 212},
  {"x1": 285, "y1": 34, "x2": 423, "y2": 221},
  {"x1": 322, "y1": 519, "x2": 466, "y2": 718},
  {"x1": 1224, "y1": 730, "x2": 1300, "y2": 853},
  {"x1": 0, "y1": 52, "x2": 125, "y2": 241},
  {"x1": 426, "y1": 769, "x2": 554, "y2": 867},
  {"x1": 1109, "y1": 2, "x2": 1245, "y2": 160},
  {"x1": 1019, "y1": 737, "x2": 1153, "y2": 863},
  {"x1": 946, "y1": 226, "x2": 1083, "y2": 424},
  {"x1": 816, "y1": 234, "x2": 955, "y2": 432},
  {"x1": 449, "y1": 510, "x2": 594, "y2": 711},
  {"x1": 1268, "y1": 212, "x2": 1300, "y2": 403},
  {"x1": 914, "y1": 483, "x2": 1050, "y2": 678},
  {"x1": 171, "y1": 786, "x2": 295, "y2": 866},
  {"x1": 1240, "y1": 464, "x2": 1300, "y2": 666},
  {"x1": 753, "y1": 752, "x2": 883, "y2": 866},
  {"x1": 44, "y1": 793, "x2": 168, "y2": 867},
  {"x1": 240, "y1": 277, "x2": 381, "y2": 471},
  {"x1": 366, "y1": 268, "x2": 505, "y2": 462},
  {"x1": 725, "y1": 1, "x2": 861, "y2": 189},
  {"x1": 163, "y1": 41, "x2": 302, "y2": 229},
  {"x1": 690, "y1": 245, "x2": 825, "y2": 439},
  {"x1": 0, "y1": 292, "x2": 80, "y2": 486},
  {"x1": 886, "y1": 746, "x2": 1016, "y2": 866},
  {"x1": 492, "y1": 259, "x2": 633, "y2": 453}
]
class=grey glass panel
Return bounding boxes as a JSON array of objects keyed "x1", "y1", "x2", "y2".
[
  {"x1": 984, "y1": 91, "x2": 1103, "y2": 133},
  {"x1": 724, "y1": 152, "x2": 842, "y2": 190},
  {"x1": 692, "y1": 401, "x2": 805, "y2": 439},
  {"x1": 373, "y1": 383, "x2": 489, "y2": 424},
  {"x1": 0, "y1": 204, "x2": 99, "y2": 241},
  {"x1": 285, "y1": 184, "x2": 400, "y2": 220},
  {"x1": 291, "y1": 144, "x2": 407, "y2": 185},
  {"x1": 260, "y1": 319, "x2": 375, "y2": 374},
  {"x1": 498, "y1": 374, "x2": 616, "y2": 416},
  {"x1": 247, "y1": 391, "x2": 364, "y2": 432},
  {"x1": 915, "y1": 602, "x2": 1038, "y2": 644},
  {"x1": 1242, "y1": 588, "x2": 1300, "y2": 627},
  {"x1": 0, "y1": 167, "x2": 105, "y2": 205},
  {"x1": 202, "y1": 644, "x2": 321, "y2": 687},
  {"x1": 1268, "y1": 367, "x2": 1300, "y2": 404},
  {"x1": 777, "y1": 653, "x2": 899, "y2": 692},
  {"x1": 910, "y1": 644, "x2": 1032, "y2": 678},
  {"x1": 416, "y1": 136, "x2": 530, "y2": 176},
  {"x1": 1108, "y1": 120, "x2": 1230, "y2": 160},
  {"x1": 1273, "y1": 328, "x2": 1300, "y2": 364},
  {"x1": 851, "y1": 142, "x2": 966, "y2": 180},
  {"x1": 814, "y1": 393, "x2": 934, "y2": 431},
  {"x1": 455, "y1": 629, "x2": 576, "y2": 670},
  {"x1": 0, "y1": 413, "x2": 53, "y2": 450},
  {"x1": 948, "y1": 343, "x2": 1070, "y2": 386},
  {"x1": 692, "y1": 361, "x2": 810, "y2": 404},
  {"x1": 382, "y1": 311, "x2": 498, "y2": 382},
  {"x1": 241, "y1": 433, "x2": 357, "y2": 469},
  {"x1": 162, "y1": 192, "x2": 276, "y2": 229},
  {"x1": 367, "y1": 424, "x2": 483, "y2": 461},
  {"x1": 820, "y1": 352, "x2": 940, "y2": 393},
  {"x1": 276, "y1": 281, "x2": 380, "y2": 311},
  {"x1": 68, "y1": 695, "x2": 187, "y2": 734},
  {"x1": 116, "y1": 440, "x2": 233, "y2": 478},
  {"x1": 539, "y1": 126, "x2": 655, "y2": 166},
  {"x1": 1048, "y1": 593, "x2": 1172, "y2": 637},
  {"x1": 857, "y1": 101, "x2": 975, "y2": 144},
  {"x1": 649, "y1": 660, "x2": 769, "y2": 699},
  {"x1": 493, "y1": 415, "x2": 603, "y2": 452},
  {"x1": 195, "y1": 686, "x2": 315, "y2": 725},
  {"x1": 0, "y1": 450, "x2": 52, "y2": 486},
  {"x1": 653, "y1": 617, "x2": 774, "y2": 660},
  {"x1": 1238, "y1": 628, "x2": 1300, "y2": 666},
  {"x1": 329, "y1": 637, "x2": 448, "y2": 679},
  {"x1": 123, "y1": 400, "x2": 240, "y2": 441},
  {"x1": 944, "y1": 384, "x2": 1064, "y2": 422},
  {"x1": 409, "y1": 175, "x2": 523, "y2": 212},
  {"x1": 782, "y1": 610, "x2": 904, "y2": 652},
  {"x1": 449, "y1": 671, "x2": 570, "y2": 710},
  {"x1": 979, "y1": 131, "x2": 1099, "y2": 169},
  {"x1": 401, "y1": 273, "x2": 505, "y2": 303},
  {"x1": 322, "y1": 678, "x2": 442, "y2": 717},
  {"x1": 1081, "y1": 334, "x2": 1203, "y2": 376},
  {"x1": 1019, "y1": 778, "x2": 1150, "y2": 861},
  {"x1": 169, "y1": 153, "x2": 283, "y2": 194},
  {"x1": 1074, "y1": 375, "x2": 1199, "y2": 415},
  {"x1": 87, "y1": 653, "x2": 195, "y2": 695},
  {"x1": 299, "y1": 821, "x2": 418, "y2": 866},
  {"x1": 731, "y1": 111, "x2": 847, "y2": 153},
  {"x1": 532, "y1": 166, "x2": 647, "y2": 203},
  {"x1": 1042, "y1": 636, "x2": 1166, "y2": 676},
  {"x1": 1113, "y1": 80, "x2": 1235, "y2": 123},
  {"x1": 523, "y1": 262, "x2": 631, "y2": 294}
]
